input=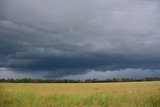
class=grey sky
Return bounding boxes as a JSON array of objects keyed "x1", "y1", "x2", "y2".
[{"x1": 0, "y1": 0, "x2": 160, "y2": 79}]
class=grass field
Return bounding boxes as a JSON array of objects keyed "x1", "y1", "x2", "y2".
[{"x1": 0, "y1": 82, "x2": 160, "y2": 107}]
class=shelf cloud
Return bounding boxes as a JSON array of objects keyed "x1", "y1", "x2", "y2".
[{"x1": 0, "y1": 0, "x2": 160, "y2": 79}]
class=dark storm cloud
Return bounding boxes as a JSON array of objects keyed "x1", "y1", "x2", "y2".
[{"x1": 0, "y1": 0, "x2": 160, "y2": 79}]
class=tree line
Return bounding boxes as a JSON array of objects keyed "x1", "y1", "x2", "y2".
[{"x1": 0, "y1": 77, "x2": 160, "y2": 83}]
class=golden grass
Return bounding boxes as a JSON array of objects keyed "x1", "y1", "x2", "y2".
[{"x1": 0, "y1": 81, "x2": 160, "y2": 107}]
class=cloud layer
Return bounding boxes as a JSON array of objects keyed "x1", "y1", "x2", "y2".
[{"x1": 0, "y1": 0, "x2": 160, "y2": 79}]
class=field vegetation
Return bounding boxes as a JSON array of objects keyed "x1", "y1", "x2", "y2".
[{"x1": 0, "y1": 81, "x2": 160, "y2": 107}]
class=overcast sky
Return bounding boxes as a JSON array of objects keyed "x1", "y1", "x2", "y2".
[{"x1": 0, "y1": 0, "x2": 160, "y2": 80}]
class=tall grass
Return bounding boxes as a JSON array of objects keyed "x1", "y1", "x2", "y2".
[{"x1": 0, "y1": 82, "x2": 160, "y2": 107}]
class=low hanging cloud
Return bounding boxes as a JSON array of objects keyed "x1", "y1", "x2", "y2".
[
  {"x1": 59, "y1": 69, "x2": 160, "y2": 80},
  {"x1": 0, "y1": 0, "x2": 160, "y2": 79}
]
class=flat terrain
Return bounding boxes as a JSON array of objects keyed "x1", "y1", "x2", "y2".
[{"x1": 0, "y1": 82, "x2": 160, "y2": 107}]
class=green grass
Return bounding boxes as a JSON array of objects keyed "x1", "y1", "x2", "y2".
[{"x1": 0, "y1": 82, "x2": 160, "y2": 107}]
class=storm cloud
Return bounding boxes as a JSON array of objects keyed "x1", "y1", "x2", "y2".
[{"x1": 0, "y1": 0, "x2": 160, "y2": 79}]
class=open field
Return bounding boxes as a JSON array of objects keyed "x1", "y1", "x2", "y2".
[{"x1": 0, "y1": 82, "x2": 160, "y2": 107}]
